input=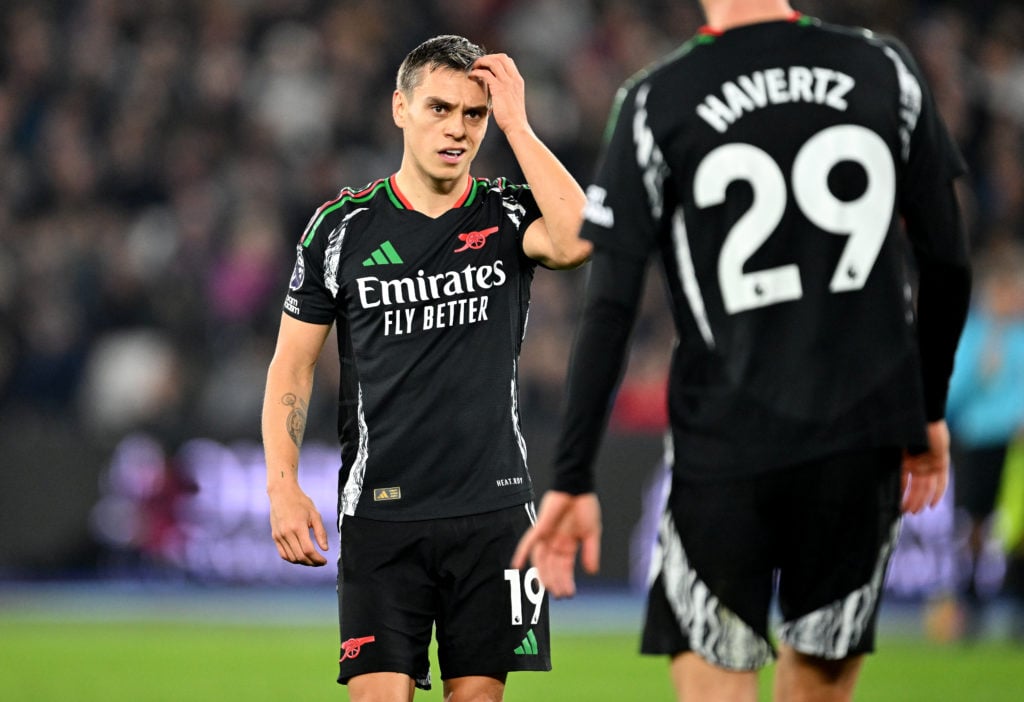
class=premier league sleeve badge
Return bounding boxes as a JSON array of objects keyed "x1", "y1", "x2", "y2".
[{"x1": 289, "y1": 245, "x2": 306, "y2": 291}]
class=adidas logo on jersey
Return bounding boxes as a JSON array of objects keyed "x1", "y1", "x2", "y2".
[
  {"x1": 362, "y1": 240, "x2": 404, "y2": 266},
  {"x1": 373, "y1": 487, "x2": 401, "y2": 502},
  {"x1": 513, "y1": 629, "x2": 540, "y2": 655}
]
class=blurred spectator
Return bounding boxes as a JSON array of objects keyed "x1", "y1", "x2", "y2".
[
  {"x1": 0, "y1": 0, "x2": 1019, "y2": 441},
  {"x1": 946, "y1": 241, "x2": 1024, "y2": 638}
]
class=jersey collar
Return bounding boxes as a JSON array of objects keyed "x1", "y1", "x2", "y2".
[
  {"x1": 387, "y1": 174, "x2": 475, "y2": 212},
  {"x1": 698, "y1": 10, "x2": 803, "y2": 37}
]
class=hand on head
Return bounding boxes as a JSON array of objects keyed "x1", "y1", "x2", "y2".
[{"x1": 469, "y1": 53, "x2": 529, "y2": 136}]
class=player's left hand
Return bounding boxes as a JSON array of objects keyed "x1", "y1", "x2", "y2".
[
  {"x1": 900, "y1": 420, "x2": 950, "y2": 514},
  {"x1": 469, "y1": 54, "x2": 529, "y2": 136},
  {"x1": 512, "y1": 491, "x2": 602, "y2": 598}
]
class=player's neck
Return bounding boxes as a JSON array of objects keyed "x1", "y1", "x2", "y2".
[
  {"x1": 393, "y1": 169, "x2": 471, "y2": 218},
  {"x1": 702, "y1": 0, "x2": 795, "y2": 32}
]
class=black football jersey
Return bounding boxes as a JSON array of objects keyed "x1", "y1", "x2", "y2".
[
  {"x1": 581, "y1": 15, "x2": 967, "y2": 480},
  {"x1": 285, "y1": 175, "x2": 542, "y2": 519}
]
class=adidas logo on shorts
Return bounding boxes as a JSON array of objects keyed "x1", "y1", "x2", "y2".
[{"x1": 513, "y1": 628, "x2": 539, "y2": 655}]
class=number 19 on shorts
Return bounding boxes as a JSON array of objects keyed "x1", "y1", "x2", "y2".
[{"x1": 504, "y1": 568, "x2": 545, "y2": 625}]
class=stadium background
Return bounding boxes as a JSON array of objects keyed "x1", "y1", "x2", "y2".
[{"x1": 1, "y1": 0, "x2": 1022, "y2": 698}]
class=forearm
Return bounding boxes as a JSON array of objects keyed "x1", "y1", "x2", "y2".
[
  {"x1": 553, "y1": 248, "x2": 645, "y2": 493},
  {"x1": 505, "y1": 125, "x2": 588, "y2": 264},
  {"x1": 916, "y1": 257, "x2": 971, "y2": 420},
  {"x1": 905, "y1": 182, "x2": 972, "y2": 421},
  {"x1": 262, "y1": 358, "x2": 316, "y2": 491}
]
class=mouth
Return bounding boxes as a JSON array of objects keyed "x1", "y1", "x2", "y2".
[{"x1": 438, "y1": 148, "x2": 465, "y2": 164}]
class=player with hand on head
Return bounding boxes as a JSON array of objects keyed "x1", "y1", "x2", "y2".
[
  {"x1": 263, "y1": 34, "x2": 590, "y2": 702},
  {"x1": 514, "y1": 1, "x2": 971, "y2": 700}
]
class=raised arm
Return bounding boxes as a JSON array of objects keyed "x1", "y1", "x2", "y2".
[
  {"x1": 263, "y1": 313, "x2": 333, "y2": 566},
  {"x1": 470, "y1": 53, "x2": 590, "y2": 269}
]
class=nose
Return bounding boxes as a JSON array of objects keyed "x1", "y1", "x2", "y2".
[{"x1": 444, "y1": 113, "x2": 466, "y2": 140}]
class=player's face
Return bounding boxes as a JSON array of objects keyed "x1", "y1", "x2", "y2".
[{"x1": 393, "y1": 67, "x2": 489, "y2": 189}]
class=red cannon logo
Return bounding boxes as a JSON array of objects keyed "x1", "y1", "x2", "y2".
[
  {"x1": 340, "y1": 636, "x2": 376, "y2": 661},
  {"x1": 454, "y1": 226, "x2": 499, "y2": 252}
]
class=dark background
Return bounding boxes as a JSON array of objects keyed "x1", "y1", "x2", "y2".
[{"x1": 1, "y1": 0, "x2": 1021, "y2": 588}]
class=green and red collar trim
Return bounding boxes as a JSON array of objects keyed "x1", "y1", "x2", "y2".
[
  {"x1": 698, "y1": 10, "x2": 804, "y2": 38},
  {"x1": 301, "y1": 178, "x2": 393, "y2": 246},
  {"x1": 300, "y1": 174, "x2": 486, "y2": 247},
  {"x1": 387, "y1": 173, "x2": 479, "y2": 211}
]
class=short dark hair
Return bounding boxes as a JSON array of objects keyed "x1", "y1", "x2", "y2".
[{"x1": 396, "y1": 35, "x2": 486, "y2": 95}]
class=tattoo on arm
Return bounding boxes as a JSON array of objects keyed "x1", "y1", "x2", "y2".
[{"x1": 282, "y1": 393, "x2": 308, "y2": 449}]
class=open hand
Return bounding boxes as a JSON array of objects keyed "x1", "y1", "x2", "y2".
[
  {"x1": 901, "y1": 420, "x2": 951, "y2": 514},
  {"x1": 512, "y1": 491, "x2": 602, "y2": 598}
]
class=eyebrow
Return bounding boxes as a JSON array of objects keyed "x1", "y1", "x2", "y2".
[{"x1": 425, "y1": 96, "x2": 489, "y2": 114}]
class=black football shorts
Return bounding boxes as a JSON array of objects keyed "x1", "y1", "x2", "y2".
[
  {"x1": 336, "y1": 503, "x2": 550, "y2": 689},
  {"x1": 952, "y1": 444, "x2": 1008, "y2": 518},
  {"x1": 641, "y1": 446, "x2": 903, "y2": 670}
]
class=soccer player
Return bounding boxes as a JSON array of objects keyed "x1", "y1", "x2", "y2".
[
  {"x1": 262, "y1": 35, "x2": 590, "y2": 701},
  {"x1": 513, "y1": 1, "x2": 972, "y2": 700}
]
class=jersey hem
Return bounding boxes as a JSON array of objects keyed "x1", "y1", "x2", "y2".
[
  {"x1": 345, "y1": 489, "x2": 536, "y2": 522},
  {"x1": 283, "y1": 307, "x2": 334, "y2": 325}
]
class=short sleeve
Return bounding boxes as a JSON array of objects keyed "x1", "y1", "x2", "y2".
[
  {"x1": 505, "y1": 180, "x2": 543, "y2": 234},
  {"x1": 282, "y1": 214, "x2": 337, "y2": 325}
]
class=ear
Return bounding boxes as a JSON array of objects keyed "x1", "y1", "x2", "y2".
[{"x1": 392, "y1": 89, "x2": 406, "y2": 128}]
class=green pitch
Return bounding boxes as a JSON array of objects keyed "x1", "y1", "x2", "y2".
[{"x1": 1, "y1": 619, "x2": 1021, "y2": 701}]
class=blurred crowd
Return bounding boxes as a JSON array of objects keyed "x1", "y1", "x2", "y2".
[{"x1": 1, "y1": 0, "x2": 1022, "y2": 446}]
